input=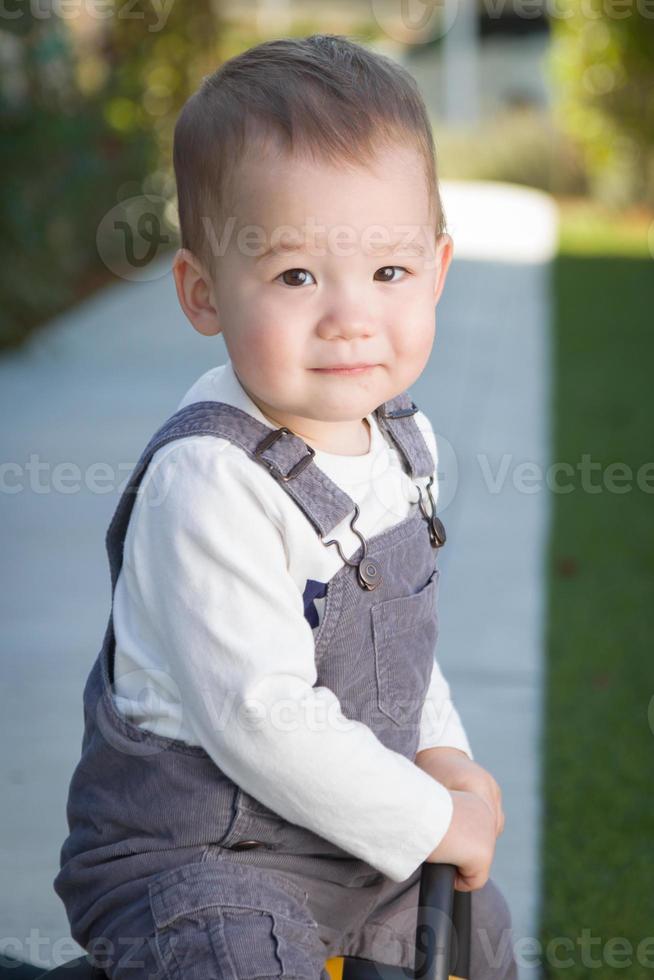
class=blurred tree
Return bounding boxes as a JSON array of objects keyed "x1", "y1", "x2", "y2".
[
  {"x1": 99, "y1": 0, "x2": 223, "y2": 172},
  {"x1": 547, "y1": 1, "x2": 654, "y2": 210},
  {"x1": 0, "y1": 0, "x2": 221, "y2": 350}
]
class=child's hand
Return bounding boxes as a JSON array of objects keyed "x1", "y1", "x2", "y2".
[
  {"x1": 415, "y1": 747, "x2": 505, "y2": 839},
  {"x1": 426, "y1": 790, "x2": 496, "y2": 892}
]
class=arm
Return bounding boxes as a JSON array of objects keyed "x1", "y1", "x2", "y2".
[
  {"x1": 415, "y1": 745, "x2": 505, "y2": 839},
  {"x1": 123, "y1": 437, "x2": 455, "y2": 883}
]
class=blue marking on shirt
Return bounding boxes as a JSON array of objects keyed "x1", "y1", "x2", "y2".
[{"x1": 302, "y1": 578, "x2": 328, "y2": 630}]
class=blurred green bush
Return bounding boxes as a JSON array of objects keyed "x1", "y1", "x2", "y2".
[
  {"x1": 434, "y1": 106, "x2": 590, "y2": 196},
  {"x1": 0, "y1": 1, "x2": 220, "y2": 351},
  {"x1": 546, "y1": 0, "x2": 654, "y2": 211}
]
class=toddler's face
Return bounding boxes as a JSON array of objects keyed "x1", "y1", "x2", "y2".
[{"x1": 176, "y1": 139, "x2": 452, "y2": 453}]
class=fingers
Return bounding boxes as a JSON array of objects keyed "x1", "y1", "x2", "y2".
[
  {"x1": 455, "y1": 870, "x2": 489, "y2": 892},
  {"x1": 490, "y1": 777, "x2": 505, "y2": 837}
]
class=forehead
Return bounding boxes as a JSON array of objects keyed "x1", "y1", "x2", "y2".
[{"x1": 230, "y1": 140, "x2": 433, "y2": 246}]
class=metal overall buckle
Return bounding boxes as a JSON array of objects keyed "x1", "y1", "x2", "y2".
[
  {"x1": 416, "y1": 474, "x2": 447, "y2": 549},
  {"x1": 379, "y1": 399, "x2": 446, "y2": 548},
  {"x1": 254, "y1": 426, "x2": 380, "y2": 589},
  {"x1": 322, "y1": 502, "x2": 382, "y2": 591},
  {"x1": 377, "y1": 399, "x2": 419, "y2": 420},
  {"x1": 253, "y1": 426, "x2": 315, "y2": 482}
]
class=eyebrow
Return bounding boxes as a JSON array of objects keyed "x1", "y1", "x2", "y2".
[{"x1": 255, "y1": 237, "x2": 428, "y2": 263}]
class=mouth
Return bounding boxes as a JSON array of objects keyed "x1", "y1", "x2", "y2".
[{"x1": 311, "y1": 364, "x2": 377, "y2": 376}]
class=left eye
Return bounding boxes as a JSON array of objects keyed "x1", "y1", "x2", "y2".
[
  {"x1": 374, "y1": 266, "x2": 409, "y2": 282},
  {"x1": 277, "y1": 269, "x2": 317, "y2": 287}
]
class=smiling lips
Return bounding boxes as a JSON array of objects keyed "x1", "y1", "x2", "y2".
[{"x1": 312, "y1": 364, "x2": 376, "y2": 375}]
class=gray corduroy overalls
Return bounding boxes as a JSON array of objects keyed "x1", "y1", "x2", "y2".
[{"x1": 54, "y1": 391, "x2": 518, "y2": 980}]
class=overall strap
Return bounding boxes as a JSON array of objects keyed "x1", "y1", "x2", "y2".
[
  {"x1": 374, "y1": 392, "x2": 435, "y2": 479},
  {"x1": 105, "y1": 394, "x2": 434, "y2": 595}
]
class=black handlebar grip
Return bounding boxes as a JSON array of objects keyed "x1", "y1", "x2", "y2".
[{"x1": 416, "y1": 863, "x2": 471, "y2": 980}]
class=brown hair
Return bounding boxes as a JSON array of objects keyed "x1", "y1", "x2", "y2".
[{"x1": 173, "y1": 33, "x2": 447, "y2": 276}]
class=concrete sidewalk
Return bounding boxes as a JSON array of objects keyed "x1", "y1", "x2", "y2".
[{"x1": 0, "y1": 180, "x2": 557, "y2": 977}]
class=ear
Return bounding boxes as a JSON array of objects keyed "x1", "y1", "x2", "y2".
[
  {"x1": 172, "y1": 248, "x2": 222, "y2": 337},
  {"x1": 433, "y1": 233, "x2": 453, "y2": 307}
]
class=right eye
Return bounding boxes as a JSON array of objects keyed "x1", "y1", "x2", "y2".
[{"x1": 275, "y1": 268, "x2": 316, "y2": 288}]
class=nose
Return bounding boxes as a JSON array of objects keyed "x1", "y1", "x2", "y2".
[{"x1": 315, "y1": 287, "x2": 376, "y2": 341}]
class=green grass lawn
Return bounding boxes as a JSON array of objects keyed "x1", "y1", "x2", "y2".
[{"x1": 538, "y1": 206, "x2": 654, "y2": 977}]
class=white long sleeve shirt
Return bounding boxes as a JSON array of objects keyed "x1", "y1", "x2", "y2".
[{"x1": 111, "y1": 358, "x2": 473, "y2": 882}]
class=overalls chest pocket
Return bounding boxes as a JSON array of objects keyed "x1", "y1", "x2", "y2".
[{"x1": 370, "y1": 568, "x2": 440, "y2": 728}]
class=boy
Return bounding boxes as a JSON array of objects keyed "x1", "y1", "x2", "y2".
[{"x1": 55, "y1": 33, "x2": 518, "y2": 979}]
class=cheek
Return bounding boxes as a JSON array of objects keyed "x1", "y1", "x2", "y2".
[
  {"x1": 230, "y1": 319, "x2": 299, "y2": 388},
  {"x1": 390, "y1": 314, "x2": 435, "y2": 361}
]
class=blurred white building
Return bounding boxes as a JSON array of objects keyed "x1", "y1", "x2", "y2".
[{"x1": 227, "y1": 0, "x2": 552, "y2": 125}]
